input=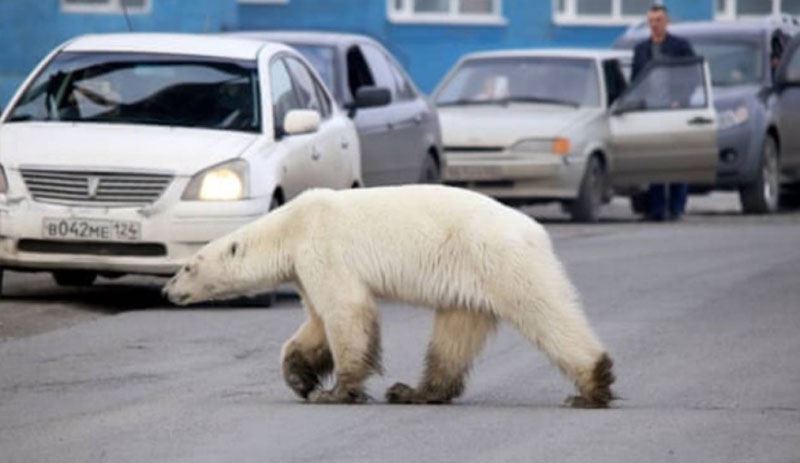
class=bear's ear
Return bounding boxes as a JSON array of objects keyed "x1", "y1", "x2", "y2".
[{"x1": 229, "y1": 242, "x2": 239, "y2": 258}]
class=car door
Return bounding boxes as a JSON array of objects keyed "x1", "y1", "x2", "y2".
[
  {"x1": 359, "y1": 43, "x2": 427, "y2": 184},
  {"x1": 283, "y1": 55, "x2": 352, "y2": 190},
  {"x1": 775, "y1": 35, "x2": 800, "y2": 172},
  {"x1": 608, "y1": 57, "x2": 718, "y2": 186}
]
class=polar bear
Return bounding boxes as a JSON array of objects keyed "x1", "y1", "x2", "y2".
[{"x1": 163, "y1": 185, "x2": 615, "y2": 407}]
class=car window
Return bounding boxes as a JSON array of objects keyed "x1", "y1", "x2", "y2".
[
  {"x1": 345, "y1": 46, "x2": 375, "y2": 101},
  {"x1": 287, "y1": 44, "x2": 337, "y2": 98},
  {"x1": 618, "y1": 59, "x2": 707, "y2": 110},
  {"x1": 283, "y1": 56, "x2": 332, "y2": 119},
  {"x1": 270, "y1": 58, "x2": 300, "y2": 134},
  {"x1": 7, "y1": 51, "x2": 261, "y2": 133},
  {"x1": 435, "y1": 57, "x2": 601, "y2": 107},
  {"x1": 386, "y1": 56, "x2": 416, "y2": 101},
  {"x1": 692, "y1": 40, "x2": 764, "y2": 86},
  {"x1": 784, "y1": 43, "x2": 800, "y2": 81},
  {"x1": 603, "y1": 59, "x2": 628, "y2": 106},
  {"x1": 358, "y1": 44, "x2": 397, "y2": 101}
]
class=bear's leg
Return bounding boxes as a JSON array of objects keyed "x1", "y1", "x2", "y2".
[
  {"x1": 281, "y1": 302, "x2": 333, "y2": 399},
  {"x1": 387, "y1": 309, "x2": 497, "y2": 404},
  {"x1": 504, "y1": 302, "x2": 615, "y2": 408},
  {"x1": 306, "y1": 296, "x2": 382, "y2": 405}
]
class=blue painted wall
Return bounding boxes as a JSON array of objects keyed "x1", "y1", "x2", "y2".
[{"x1": 1, "y1": 0, "x2": 716, "y2": 107}]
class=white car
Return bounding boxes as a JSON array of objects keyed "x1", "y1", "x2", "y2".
[
  {"x1": 0, "y1": 33, "x2": 364, "y2": 292},
  {"x1": 434, "y1": 48, "x2": 719, "y2": 222}
]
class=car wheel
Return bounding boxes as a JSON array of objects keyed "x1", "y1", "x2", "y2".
[
  {"x1": 52, "y1": 270, "x2": 97, "y2": 287},
  {"x1": 739, "y1": 136, "x2": 779, "y2": 214},
  {"x1": 570, "y1": 156, "x2": 606, "y2": 223},
  {"x1": 0, "y1": 267, "x2": 4, "y2": 297},
  {"x1": 419, "y1": 153, "x2": 440, "y2": 184}
]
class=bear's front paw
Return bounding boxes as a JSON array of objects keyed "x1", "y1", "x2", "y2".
[
  {"x1": 386, "y1": 382, "x2": 418, "y2": 404},
  {"x1": 282, "y1": 350, "x2": 320, "y2": 399},
  {"x1": 307, "y1": 388, "x2": 370, "y2": 404}
]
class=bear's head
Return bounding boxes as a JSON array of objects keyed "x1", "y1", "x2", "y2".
[{"x1": 162, "y1": 231, "x2": 260, "y2": 305}]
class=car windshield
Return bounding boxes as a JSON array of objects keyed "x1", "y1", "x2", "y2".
[
  {"x1": 435, "y1": 57, "x2": 600, "y2": 107},
  {"x1": 7, "y1": 51, "x2": 261, "y2": 133},
  {"x1": 288, "y1": 44, "x2": 338, "y2": 102},
  {"x1": 693, "y1": 40, "x2": 764, "y2": 86}
]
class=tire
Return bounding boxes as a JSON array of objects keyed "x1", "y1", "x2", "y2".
[
  {"x1": 52, "y1": 270, "x2": 97, "y2": 287},
  {"x1": 570, "y1": 156, "x2": 606, "y2": 223},
  {"x1": 419, "y1": 153, "x2": 440, "y2": 184},
  {"x1": 0, "y1": 267, "x2": 4, "y2": 297},
  {"x1": 739, "y1": 136, "x2": 779, "y2": 214}
]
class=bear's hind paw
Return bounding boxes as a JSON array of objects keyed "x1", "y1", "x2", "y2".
[
  {"x1": 307, "y1": 388, "x2": 371, "y2": 404},
  {"x1": 562, "y1": 395, "x2": 610, "y2": 409}
]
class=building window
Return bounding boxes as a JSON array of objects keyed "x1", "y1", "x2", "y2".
[
  {"x1": 554, "y1": 0, "x2": 653, "y2": 25},
  {"x1": 61, "y1": 0, "x2": 151, "y2": 14},
  {"x1": 388, "y1": 0, "x2": 506, "y2": 25},
  {"x1": 716, "y1": 0, "x2": 800, "y2": 20}
]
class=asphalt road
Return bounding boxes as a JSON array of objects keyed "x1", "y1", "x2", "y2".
[{"x1": 1, "y1": 194, "x2": 799, "y2": 463}]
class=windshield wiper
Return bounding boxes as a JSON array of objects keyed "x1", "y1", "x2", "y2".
[
  {"x1": 437, "y1": 98, "x2": 507, "y2": 107},
  {"x1": 8, "y1": 114, "x2": 35, "y2": 122},
  {"x1": 502, "y1": 96, "x2": 580, "y2": 107}
]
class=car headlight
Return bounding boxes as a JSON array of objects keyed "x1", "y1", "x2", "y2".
[
  {"x1": 182, "y1": 159, "x2": 249, "y2": 201},
  {"x1": 511, "y1": 138, "x2": 571, "y2": 156},
  {"x1": 717, "y1": 105, "x2": 750, "y2": 130}
]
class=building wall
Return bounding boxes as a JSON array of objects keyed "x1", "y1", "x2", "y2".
[{"x1": 0, "y1": 0, "x2": 236, "y2": 108}]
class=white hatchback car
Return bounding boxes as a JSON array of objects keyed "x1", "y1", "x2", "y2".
[{"x1": 0, "y1": 33, "x2": 362, "y2": 291}]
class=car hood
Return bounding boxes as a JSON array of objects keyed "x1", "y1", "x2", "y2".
[
  {"x1": 437, "y1": 105, "x2": 596, "y2": 147},
  {"x1": 712, "y1": 84, "x2": 762, "y2": 109},
  {"x1": 0, "y1": 123, "x2": 259, "y2": 175}
]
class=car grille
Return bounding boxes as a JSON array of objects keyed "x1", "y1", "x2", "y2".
[
  {"x1": 20, "y1": 169, "x2": 173, "y2": 207},
  {"x1": 17, "y1": 239, "x2": 167, "y2": 257}
]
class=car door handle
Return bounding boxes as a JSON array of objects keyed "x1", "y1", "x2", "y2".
[
  {"x1": 688, "y1": 116, "x2": 714, "y2": 125},
  {"x1": 311, "y1": 147, "x2": 321, "y2": 161},
  {"x1": 413, "y1": 114, "x2": 423, "y2": 125}
]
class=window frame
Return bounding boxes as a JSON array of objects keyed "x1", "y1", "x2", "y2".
[
  {"x1": 715, "y1": 0, "x2": 800, "y2": 20},
  {"x1": 61, "y1": 0, "x2": 151, "y2": 14},
  {"x1": 553, "y1": 0, "x2": 656, "y2": 25},
  {"x1": 387, "y1": 0, "x2": 507, "y2": 26}
]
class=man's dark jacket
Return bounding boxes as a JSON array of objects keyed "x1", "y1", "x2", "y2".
[{"x1": 631, "y1": 33, "x2": 695, "y2": 81}]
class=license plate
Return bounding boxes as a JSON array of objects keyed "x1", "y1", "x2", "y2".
[{"x1": 43, "y1": 218, "x2": 141, "y2": 241}]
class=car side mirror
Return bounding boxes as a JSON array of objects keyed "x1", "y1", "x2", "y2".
[
  {"x1": 348, "y1": 86, "x2": 391, "y2": 118},
  {"x1": 283, "y1": 109, "x2": 321, "y2": 136},
  {"x1": 611, "y1": 98, "x2": 645, "y2": 115}
]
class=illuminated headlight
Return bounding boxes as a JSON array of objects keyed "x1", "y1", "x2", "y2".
[
  {"x1": 182, "y1": 159, "x2": 249, "y2": 201},
  {"x1": 511, "y1": 138, "x2": 571, "y2": 156},
  {"x1": 0, "y1": 165, "x2": 7, "y2": 193},
  {"x1": 717, "y1": 106, "x2": 750, "y2": 130}
]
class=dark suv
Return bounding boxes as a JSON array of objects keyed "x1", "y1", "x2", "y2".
[{"x1": 614, "y1": 16, "x2": 800, "y2": 213}]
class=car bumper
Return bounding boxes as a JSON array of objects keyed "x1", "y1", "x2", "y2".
[
  {"x1": 442, "y1": 150, "x2": 584, "y2": 200},
  {"x1": 0, "y1": 192, "x2": 270, "y2": 276},
  {"x1": 714, "y1": 124, "x2": 761, "y2": 188}
]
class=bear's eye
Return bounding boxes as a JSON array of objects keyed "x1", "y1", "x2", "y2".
[
  {"x1": 183, "y1": 264, "x2": 194, "y2": 274},
  {"x1": 229, "y1": 242, "x2": 239, "y2": 257}
]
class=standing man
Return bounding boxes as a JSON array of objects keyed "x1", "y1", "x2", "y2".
[{"x1": 631, "y1": 4, "x2": 696, "y2": 221}]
